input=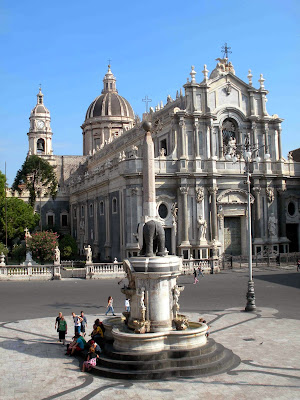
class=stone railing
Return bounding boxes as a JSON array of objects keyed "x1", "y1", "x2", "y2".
[
  {"x1": 86, "y1": 261, "x2": 125, "y2": 279},
  {"x1": 0, "y1": 265, "x2": 54, "y2": 280},
  {"x1": 181, "y1": 259, "x2": 213, "y2": 274}
]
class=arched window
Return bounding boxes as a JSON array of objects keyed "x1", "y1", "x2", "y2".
[
  {"x1": 112, "y1": 197, "x2": 117, "y2": 214},
  {"x1": 100, "y1": 201, "x2": 104, "y2": 215},
  {"x1": 222, "y1": 118, "x2": 237, "y2": 145},
  {"x1": 37, "y1": 138, "x2": 45, "y2": 153}
]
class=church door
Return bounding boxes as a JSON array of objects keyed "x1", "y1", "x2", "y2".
[{"x1": 224, "y1": 217, "x2": 241, "y2": 255}]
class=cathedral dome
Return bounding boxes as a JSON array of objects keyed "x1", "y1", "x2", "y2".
[
  {"x1": 85, "y1": 92, "x2": 134, "y2": 120},
  {"x1": 84, "y1": 65, "x2": 134, "y2": 121}
]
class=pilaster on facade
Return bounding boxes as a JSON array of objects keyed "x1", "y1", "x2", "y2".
[{"x1": 208, "y1": 186, "x2": 219, "y2": 242}]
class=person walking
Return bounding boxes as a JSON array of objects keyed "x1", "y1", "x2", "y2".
[
  {"x1": 193, "y1": 268, "x2": 199, "y2": 284},
  {"x1": 55, "y1": 312, "x2": 62, "y2": 341},
  {"x1": 105, "y1": 296, "x2": 116, "y2": 316},
  {"x1": 297, "y1": 259, "x2": 300, "y2": 272},
  {"x1": 197, "y1": 266, "x2": 204, "y2": 278},
  {"x1": 80, "y1": 311, "x2": 88, "y2": 337},
  {"x1": 58, "y1": 315, "x2": 67, "y2": 345}
]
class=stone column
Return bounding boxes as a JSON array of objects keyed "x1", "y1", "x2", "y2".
[
  {"x1": 276, "y1": 125, "x2": 282, "y2": 160},
  {"x1": 179, "y1": 186, "x2": 189, "y2": 245},
  {"x1": 218, "y1": 126, "x2": 223, "y2": 159},
  {"x1": 277, "y1": 188, "x2": 287, "y2": 238},
  {"x1": 104, "y1": 195, "x2": 111, "y2": 259},
  {"x1": 194, "y1": 118, "x2": 199, "y2": 157},
  {"x1": 209, "y1": 120, "x2": 214, "y2": 158},
  {"x1": 252, "y1": 187, "x2": 262, "y2": 239},
  {"x1": 179, "y1": 118, "x2": 186, "y2": 158},
  {"x1": 205, "y1": 125, "x2": 211, "y2": 158},
  {"x1": 94, "y1": 199, "x2": 99, "y2": 258},
  {"x1": 208, "y1": 187, "x2": 218, "y2": 241},
  {"x1": 264, "y1": 123, "x2": 269, "y2": 154},
  {"x1": 84, "y1": 201, "x2": 88, "y2": 244}
]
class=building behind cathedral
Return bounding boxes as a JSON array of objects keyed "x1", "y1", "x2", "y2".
[{"x1": 19, "y1": 56, "x2": 300, "y2": 261}]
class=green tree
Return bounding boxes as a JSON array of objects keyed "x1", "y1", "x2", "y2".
[
  {"x1": 59, "y1": 234, "x2": 78, "y2": 259},
  {"x1": 0, "y1": 197, "x2": 40, "y2": 242},
  {"x1": 11, "y1": 243, "x2": 26, "y2": 263},
  {"x1": 27, "y1": 231, "x2": 59, "y2": 264},
  {"x1": 0, "y1": 169, "x2": 40, "y2": 244},
  {"x1": 0, "y1": 242, "x2": 8, "y2": 256},
  {"x1": 0, "y1": 170, "x2": 5, "y2": 198},
  {"x1": 12, "y1": 155, "x2": 58, "y2": 207}
]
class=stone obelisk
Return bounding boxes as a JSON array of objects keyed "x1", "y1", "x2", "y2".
[{"x1": 142, "y1": 121, "x2": 156, "y2": 219}]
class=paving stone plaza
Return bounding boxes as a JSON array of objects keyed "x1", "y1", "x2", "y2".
[{"x1": 0, "y1": 267, "x2": 299, "y2": 400}]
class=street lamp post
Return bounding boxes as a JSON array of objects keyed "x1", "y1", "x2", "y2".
[{"x1": 225, "y1": 134, "x2": 270, "y2": 312}]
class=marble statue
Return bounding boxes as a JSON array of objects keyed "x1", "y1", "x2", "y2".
[
  {"x1": 268, "y1": 213, "x2": 277, "y2": 237},
  {"x1": 54, "y1": 246, "x2": 60, "y2": 265},
  {"x1": 84, "y1": 245, "x2": 93, "y2": 263},
  {"x1": 197, "y1": 216, "x2": 207, "y2": 241}
]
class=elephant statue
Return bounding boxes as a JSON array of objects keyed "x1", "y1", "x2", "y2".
[{"x1": 140, "y1": 220, "x2": 166, "y2": 257}]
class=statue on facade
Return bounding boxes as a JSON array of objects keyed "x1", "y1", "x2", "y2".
[
  {"x1": 197, "y1": 216, "x2": 207, "y2": 241},
  {"x1": 268, "y1": 213, "x2": 277, "y2": 237},
  {"x1": 137, "y1": 287, "x2": 146, "y2": 321},
  {"x1": 226, "y1": 136, "x2": 236, "y2": 157},
  {"x1": 84, "y1": 245, "x2": 93, "y2": 264},
  {"x1": 54, "y1": 246, "x2": 60, "y2": 265}
]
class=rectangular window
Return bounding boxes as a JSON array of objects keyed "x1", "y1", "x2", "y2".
[
  {"x1": 48, "y1": 215, "x2": 54, "y2": 227},
  {"x1": 81, "y1": 205, "x2": 84, "y2": 218},
  {"x1": 198, "y1": 131, "x2": 203, "y2": 156},
  {"x1": 89, "y1": 203, "x2": 93, "y2": 217},
  {"x1": 187, "y1": 131, "x2": 193, "y2": 156},
  {"x1": 74, "y1": 208, "x2": 77, "y2": 218},
  {"x1": 61, "y1": 215, "x2": 68, "y2": 227}
]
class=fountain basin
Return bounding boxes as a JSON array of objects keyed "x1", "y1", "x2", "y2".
[{"x1": 104, "y1": 317, "x2": 208, "y2": 353}]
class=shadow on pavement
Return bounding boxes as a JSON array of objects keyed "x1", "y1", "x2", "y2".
[{"x1": 255, "y1": 273, "x2": 300, "y2": 289}]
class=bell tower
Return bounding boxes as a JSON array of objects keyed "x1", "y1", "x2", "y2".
[{"x1": 27, "y1": 87, "x2": 53, "y2": 157}]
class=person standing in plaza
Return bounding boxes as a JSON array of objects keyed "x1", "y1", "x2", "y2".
[
  {"x1": 58, "y1": 315, "x2": 67, "y2": 345},
  {"x1": 72, "y1": 312, "x2": 83, "y2": 335},
  {"x1": 105, "y1": 296, "x2": 116, "y2": 316},
  {"x1": 193, "y1": 268, "x2": 199, "y2": 284},
  {"x1": 80, "y1": 311, "x2": 87, "y2": 337},
  {"x1": 55, "y1": 312, "x2": 62, "y2": 341},
  {"x1": 125, "y1": 298, "x2": 130, "y2": 312}
]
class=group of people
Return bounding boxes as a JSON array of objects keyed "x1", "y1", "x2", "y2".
[
  {"x1": 193, "y1": 266, "x2": 204, "y2": 284},
  {"x1": 54, "y1": 295, "x2": 128, "y2": 373}
]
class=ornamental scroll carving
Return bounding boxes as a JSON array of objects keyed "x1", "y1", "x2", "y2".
[
  {"x1": 266, "y1": 187, "x2": 275, "y2": 204},
  {"x1": 195, "y1": 187, "x2": 204, "y2": 203}
]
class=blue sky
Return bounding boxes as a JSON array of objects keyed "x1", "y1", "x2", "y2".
[{"x1": 0, "y1": 0, "x2": 299, "y2": 185}]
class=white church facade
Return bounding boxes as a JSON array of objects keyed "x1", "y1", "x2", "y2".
[{"x1": 22, "y1": 57, "x2": 300, "y2": 261}]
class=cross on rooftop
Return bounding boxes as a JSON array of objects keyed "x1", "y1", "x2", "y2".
[
  {"x1": 108, "y1": 59, "x2": 112, "y2": 67},
  {"x1": 142, "y1": 95, "x2": 152, "y2": 113},
  {"x1": 221, "y1": 43, "x2": 232, "y2": 59}
]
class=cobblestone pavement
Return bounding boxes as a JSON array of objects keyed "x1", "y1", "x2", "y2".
[{"x1": 0, "y1": 307, "x2": 299, "y2": 400}]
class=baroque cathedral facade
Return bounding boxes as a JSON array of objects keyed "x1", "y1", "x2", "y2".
[{"x1": 22, "y1": 57, "x2": 300, "y2": 261}]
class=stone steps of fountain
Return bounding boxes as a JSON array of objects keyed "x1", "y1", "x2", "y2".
[
  {"x1": 103, "y1": 337, "x2": 217, "y2": 362},
  {"x1": 91, "y1": 339, "x2": 240, "y2": 380}
]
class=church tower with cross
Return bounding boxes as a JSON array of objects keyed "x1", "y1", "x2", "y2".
[{"x1": 28, "y1": 87, "x2": 53, "y2": 157}]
